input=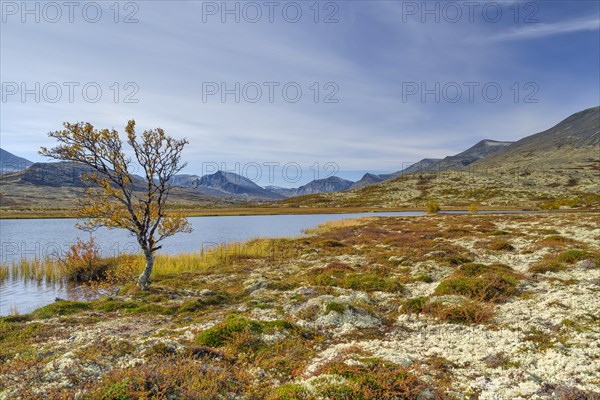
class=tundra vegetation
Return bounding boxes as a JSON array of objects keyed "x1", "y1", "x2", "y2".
[{"x1": 1, "y1": 212, "x2": 599, "y2": 399}]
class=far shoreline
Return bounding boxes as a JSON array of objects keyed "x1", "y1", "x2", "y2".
[{"x1": 0, "y1": 205, "x2": 558, "y2": 220}]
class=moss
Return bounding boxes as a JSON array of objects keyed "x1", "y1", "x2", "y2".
[
  {"x1": 325, "y1": 302, "x2": 347, "y2": 314},
  {"x1": 0, "y1": 320, "x2": 43, "y2": 361},
  {"x1": 412, "y1": 273, "x2": 434, "y2": 283},
  {"x1": 267, "y1": 384, "x2": 312, "y2": 400},
  {"x1": 75, "y1": 339, "x2": 136, "y2": 362},
  {"x1": 94, "y1": 299, "x2": 143, "y2": 312},
  {"x1": 31, "y1": 300, "x2": 90, "y2": 319}
]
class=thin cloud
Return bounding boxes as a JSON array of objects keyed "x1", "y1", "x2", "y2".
[{"x1": 487, "y1": 17, "x2": 600, "y2": 42}]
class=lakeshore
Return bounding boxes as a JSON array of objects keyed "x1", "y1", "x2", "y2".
[{"x1": 1, "y1": 211, "x2": 599, "y2": 399}]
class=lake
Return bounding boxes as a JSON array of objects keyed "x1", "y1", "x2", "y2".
[{"x1": 0, "y1": 211, "x2": 423, "y2": 315}]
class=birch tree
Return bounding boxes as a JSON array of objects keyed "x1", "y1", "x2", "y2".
[{"x1": 40, "y1": 120, "x2": 192, "y2": 289}]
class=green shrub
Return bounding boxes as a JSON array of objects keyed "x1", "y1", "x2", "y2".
[{"x1": 426, "y1": 201, "x2": 441, "y2": 214}]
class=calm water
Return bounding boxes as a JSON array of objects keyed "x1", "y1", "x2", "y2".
[{"x1": 0, "y1": 212, "x2": 422, "y2": 315}]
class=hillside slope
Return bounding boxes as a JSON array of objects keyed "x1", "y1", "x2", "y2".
[
  {"x1": 473, "y1": 106, "x2": 599, "y2": 171},
  {"x1": 280, "y1": 107, "x2": 600, "y2": 209}
]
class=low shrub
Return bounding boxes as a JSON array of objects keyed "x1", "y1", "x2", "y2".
[
  {"x1": 529, "y1": 258, "x2": 565, "y2": 274},
  {"x1": 434, "y1": 263, "x2": 521, "y2": 301},
  {"x1": 401, "y1": 296, "x2": 494, "y2": 324},
  {"x1": 488, "y1": 239, "x2": 515, "y2": 251},
  {"x1": 558, "y1": 249, "x2": 590, "y2": 264},
  {"x1": 314, "y1": 358, "x2": 448, "y2": 398},
  {"x1": 428, "y1": 299, "x2": 495, "y2": 324}
]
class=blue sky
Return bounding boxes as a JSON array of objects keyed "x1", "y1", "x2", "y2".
[{"x1": 1, "y1": 0, "x2": 599, "y2": 187}]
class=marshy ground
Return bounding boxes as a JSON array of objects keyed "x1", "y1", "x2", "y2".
[{"x1": 1, "y1": 212, "x2": 599, "y2": 399}]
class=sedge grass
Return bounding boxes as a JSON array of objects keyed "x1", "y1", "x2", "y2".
[
  {"x1": 303, "y1": 218, "x2": 374, "y2": 235},
  {"x1": 0, "y1": 238, "x2": 284, "y2": 285}
]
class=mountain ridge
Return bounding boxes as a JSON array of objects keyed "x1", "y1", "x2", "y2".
[{"x1": 0, "y1": 148, "x2": 33, "y2": 172}]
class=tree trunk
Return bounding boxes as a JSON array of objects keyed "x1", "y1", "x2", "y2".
[{"x1": 138, "y1": 251, "x2": 154, "y2": 290}]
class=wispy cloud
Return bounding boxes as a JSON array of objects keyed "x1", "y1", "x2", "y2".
[{"x1": 487, "y1": 17, "x2": 600, "y2": 42}]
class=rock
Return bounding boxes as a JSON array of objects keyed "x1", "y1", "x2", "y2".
[
  {"x1": 576, "y1": 259, "x2": 597, "y2": 269},
  {"x1": 198, "y1": 289, "x2": 216, "y2": 296},
  {"x1": 293, "y1": 286, "x2": 318, "y2": 296}
]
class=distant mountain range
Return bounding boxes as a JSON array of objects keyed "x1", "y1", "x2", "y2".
[
  {"x1": 1, "y1": 106, "x2": 598, "y2": 208},
  {"x1": 281, "y1": 106, "x2": 600, "y2": 208},
  {"x1": 0, "y1": 148, "x2": 32, "y2": 172},
  {"x1": 265, "y1": 176, "x2": 354, "y2": 198}
]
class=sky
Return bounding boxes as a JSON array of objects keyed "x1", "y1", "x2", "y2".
[{"x1": 1, "y1": 0, "x2": 599, "y2": 187}]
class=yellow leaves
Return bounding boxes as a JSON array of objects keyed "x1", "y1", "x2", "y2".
[{"x1": 158, "y1": 212, "x2": 192, "y2": 239}]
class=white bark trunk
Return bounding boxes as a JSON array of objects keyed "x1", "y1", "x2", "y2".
[{"x1": 138, "y1": 252, "x2": 154, "y2": 290}]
